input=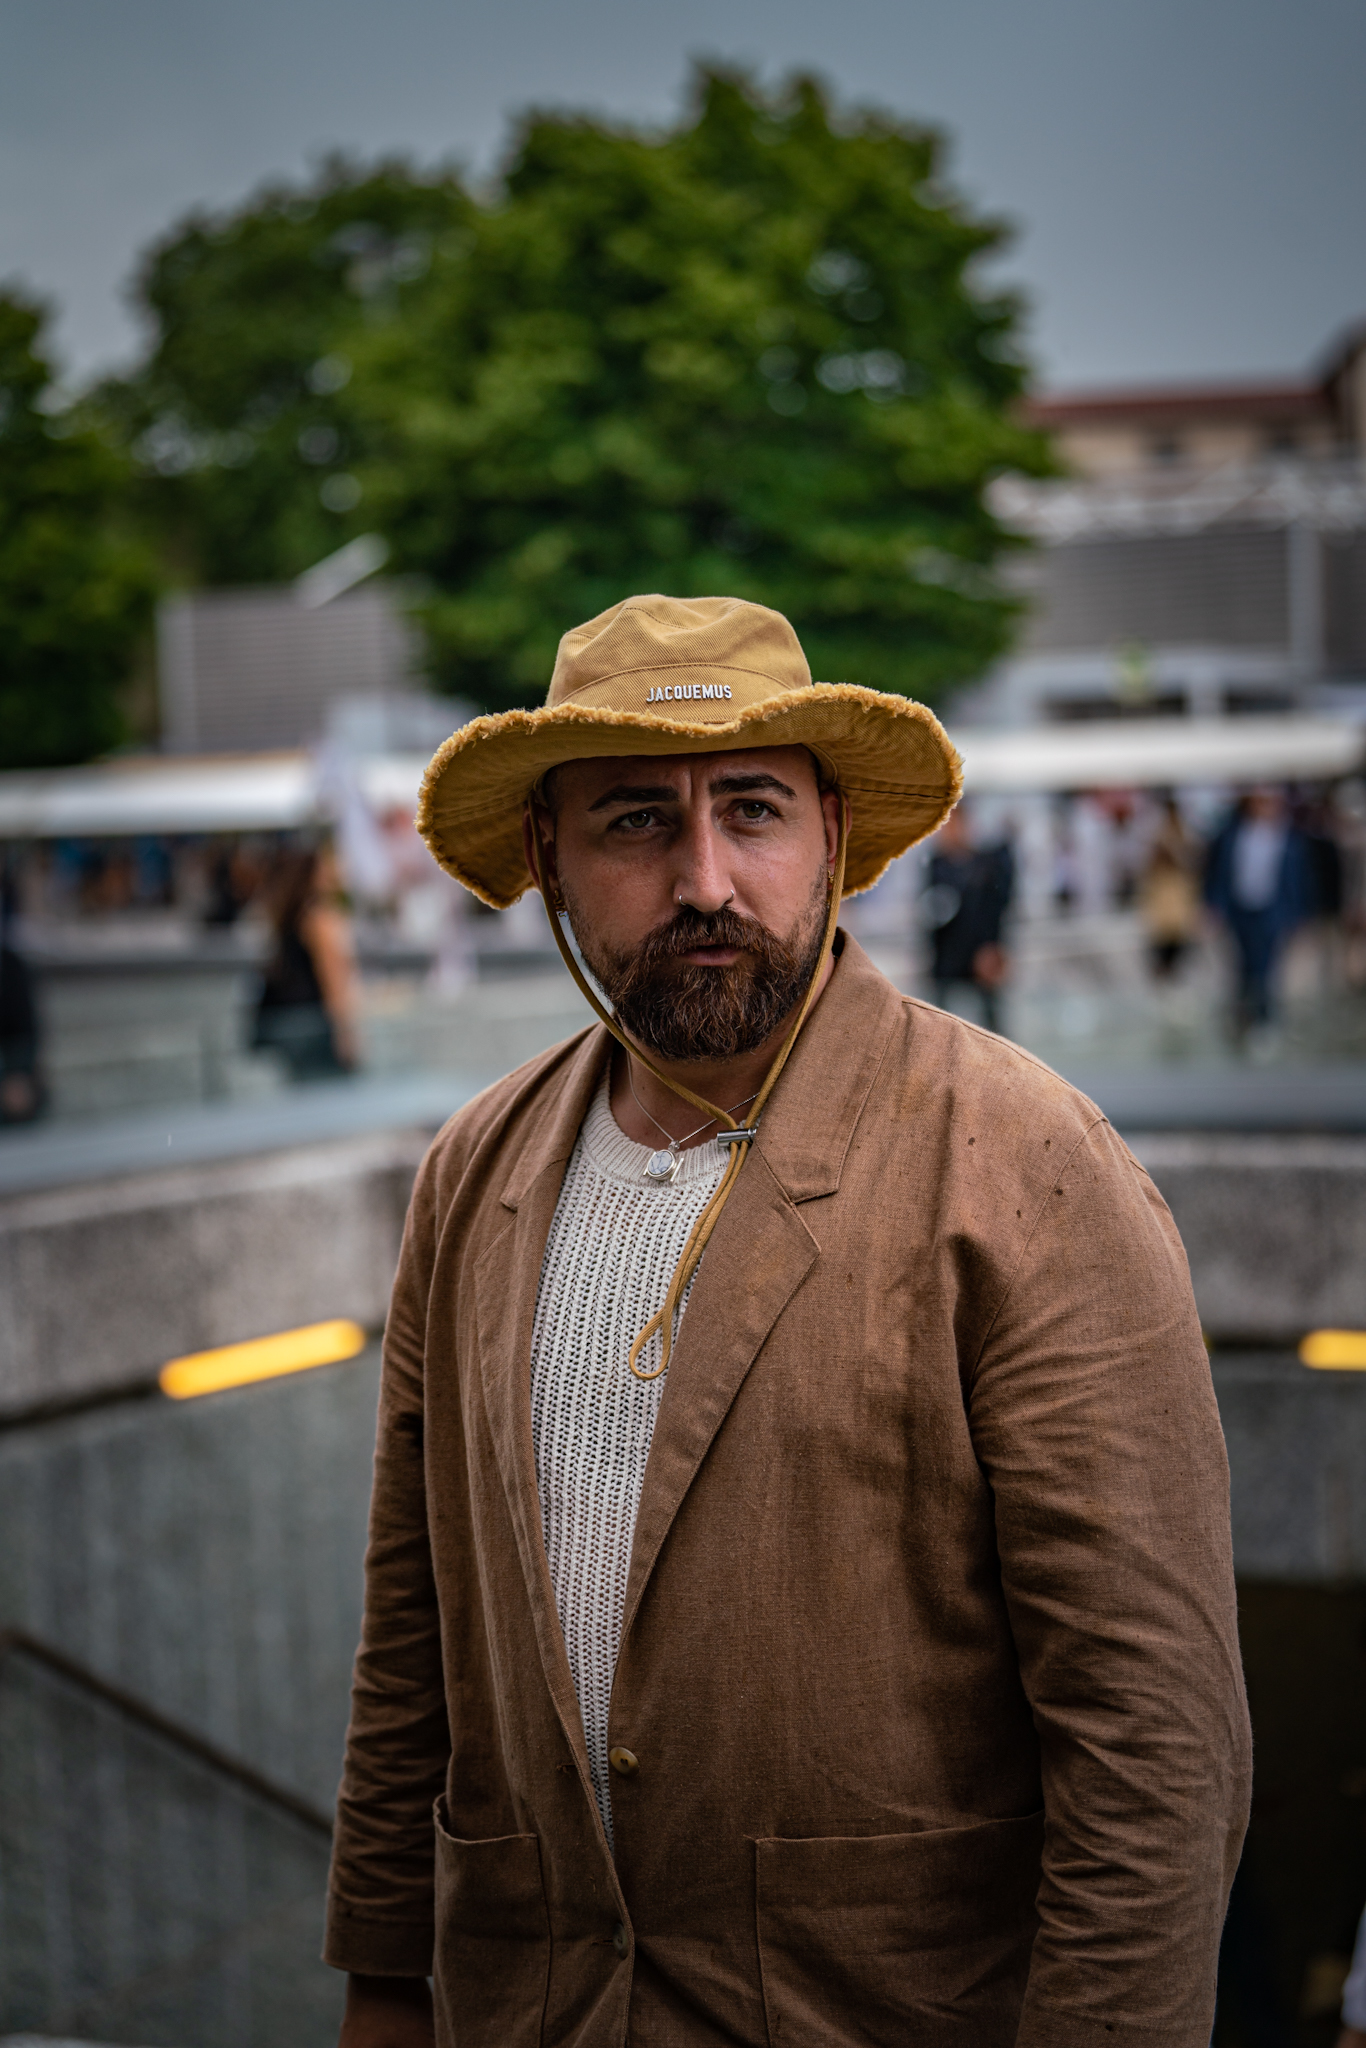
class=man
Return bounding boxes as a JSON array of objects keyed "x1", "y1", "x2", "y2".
[
  {"x1": 922, "y1": 800, "x2": 1014, "y2": 1033},
  {"x1": 1205, "y1": 788, "x2": 1311, "y2": 1040},
  {"x1": 327, "y1": 595, "x2": 1250, "y2": 2048}
]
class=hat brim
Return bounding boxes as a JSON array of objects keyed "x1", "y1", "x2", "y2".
[{"x1": 417, "y1": 683, "x2": 963, "y2": 908}]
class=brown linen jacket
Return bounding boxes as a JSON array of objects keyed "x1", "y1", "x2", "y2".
[{"x1": 325, "y1": 935, "x2": 1251, "y2": 2048}]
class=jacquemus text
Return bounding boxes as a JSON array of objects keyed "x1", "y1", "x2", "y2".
[{"x1": 644, "y1": 684, "x2": 733, "y2": 702}]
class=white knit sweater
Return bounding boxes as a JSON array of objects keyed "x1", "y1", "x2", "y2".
[{"x1": 529, "y1": 1069, "x2": 726, "y2": 1849}]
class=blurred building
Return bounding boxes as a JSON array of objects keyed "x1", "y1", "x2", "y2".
[
  {"x1": 973, "y1": 320, "x2": 1366, "y2": 724},
  {"x1": 157, "y1": 537, "x2": 430, "y2": 754}
]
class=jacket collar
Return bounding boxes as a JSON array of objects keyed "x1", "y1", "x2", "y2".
[
  {"x1": 496, "y1": 931, "x2": 903, "y2": 1214},
  {"x1": 746, "y1": 932, "x2": 903, "y2": 1203}
]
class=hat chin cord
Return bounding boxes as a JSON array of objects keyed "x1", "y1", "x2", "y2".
[{"x1": 529, "y1": 804, "x2": 848, "y2": 1380}]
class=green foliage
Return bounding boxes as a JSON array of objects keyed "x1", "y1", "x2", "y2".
[
  {"x1": 0, "y1": 293, "x2": 157, "y2": 768},
  {"x1": 110, "y1": 70, "x2": 1051, "y2": 712},
  {"x1": 96, "y1": 159, "x2": 472, "y2": 584}
]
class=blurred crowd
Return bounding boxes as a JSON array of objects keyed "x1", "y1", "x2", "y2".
[
  {"x1": 1, "y1": 777, "x2": 1364, "y2": 1125},
  {"x1": 917, "y1": 780, "x2": 1366, "y2": 1052}
]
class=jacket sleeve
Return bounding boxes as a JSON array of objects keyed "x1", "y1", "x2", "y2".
[
  {"x1": 967, "y1": 1118, "x2": 1251, "y2": 2048},
  {"x1": 323, "y1": 1154, "x2": 450, "y2": 1976}
]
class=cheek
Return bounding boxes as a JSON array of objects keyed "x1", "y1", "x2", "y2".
[
  {"x1": 561, "y1": 845, "x2": 675, "y2": 943},
  {"x1": 730, "y1": 838, "x2": 827, "y2": 920}
]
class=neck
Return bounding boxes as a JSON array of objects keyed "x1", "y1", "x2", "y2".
[{"x1": 609, "y1": 948, "x2": 837, "y2": 1151}]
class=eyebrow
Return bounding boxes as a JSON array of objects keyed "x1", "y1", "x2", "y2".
[
  {"x1": 586, "y1": 771, "x2": 798, "y2": 813},
  {"x1": 708, "y1": 772, "x2": 798, "y2": 800},
  {"x1": 586, "y1": 783, "x2": 681, "y2": 812}
]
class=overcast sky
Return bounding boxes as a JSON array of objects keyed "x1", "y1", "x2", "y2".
[{"x1": 3, "y1": 0, "x2": 1363, "y2": 393}]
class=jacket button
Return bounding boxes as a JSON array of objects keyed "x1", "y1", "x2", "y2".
[
  {"x1": 613, "y1": 1920, "x2": 629, "y2": 1959},
  {"x1": 608, "y1": 1746, "x2": 640, "y2": 1777}
]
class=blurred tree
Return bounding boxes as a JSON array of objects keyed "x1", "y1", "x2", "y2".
[
  {"x1": 109, "y1": 71, "x2": 1050, "y2": 711},
  {"x1": 364, "y1": 67, "x2": 1050, "y2": 708},
  {"x1": 96, "y1": 159, "x2": 473, "y2": 584},
  {"x1": 0, "y1": 292, "x2": 157, "y2": 768}
]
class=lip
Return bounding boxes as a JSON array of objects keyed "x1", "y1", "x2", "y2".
[{"x1": 678, "y1": 944, "x2": 743, "y2": 966}]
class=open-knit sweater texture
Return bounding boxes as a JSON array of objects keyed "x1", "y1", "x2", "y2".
[{"x1": 529, "y1": 1068, "x2": 725, "y2": 1848}]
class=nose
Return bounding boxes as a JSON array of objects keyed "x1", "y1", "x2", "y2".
[{"x1": 670, "y1": 808, "x2": 735, "y2": 915}]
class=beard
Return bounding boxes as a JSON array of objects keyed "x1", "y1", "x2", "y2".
[{"x1": 565, "y1": 865, "x2": 831, "y2": 1063}]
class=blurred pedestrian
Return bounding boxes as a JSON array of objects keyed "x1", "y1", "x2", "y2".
[
  {"x1": 253, "y1": 842, "x2": 359, "y2": 1079},
  {"x1": 923, "y1": 803, "x2": 1013, "y2": 1032},
  {"x1": 202, "y1": 836, "x2": 261, "y2": 929},
  {"x1": 1339, "y1": 1901, "x2": 1366, "y2": 2048},
  {"x1": 1139, "y1": 796, "x2": 1203, "y2": 980},
  {"x1": 1291, "y1": 792, "x2": 1348, "y2": 997},
  {"x1": 0, "y1": 858, "x2": 43, "y2": 1123},
  {"x1": 1204, "y1": 789, "x2": 1312, "y2": 1038},
  {"x1": 1071, "y1": 794, "x2": 1117, "y2": 915}
]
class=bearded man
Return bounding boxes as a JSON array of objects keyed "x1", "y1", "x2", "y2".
[{"x1": 326, "y1": 596, "x2": 1250, "y2": 2048}]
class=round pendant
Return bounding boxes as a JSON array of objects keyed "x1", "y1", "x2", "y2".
[{"x1": 644, "y1": 1148, "x2": 679, "y2": 1183}]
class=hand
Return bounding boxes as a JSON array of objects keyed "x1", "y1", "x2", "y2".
[
  {"x1": 1336, "y1": 2030, "x2": 1366, "y2": 2048},
  {"x1": 338, "y1": 1974, "x2": 435, "y2": 2047},
  {"x1": 972, "y1": 942, "x2": 1008, "y2": 988}
]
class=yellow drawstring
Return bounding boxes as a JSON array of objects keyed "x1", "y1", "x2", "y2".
[{"x1": 530, "y1": 803, "x2": 848, "y2": 1380}]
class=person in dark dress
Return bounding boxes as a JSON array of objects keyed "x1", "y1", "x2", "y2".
[
  {"x1": 922, "y1": 803, "x2": 1014, "y2": 1033},
  {"x1": 254, "y1": 843, "x2": 359, "y2": 1080},
  {"x1": 202, "y1": 837, "x2": 262, "y2": 929}
]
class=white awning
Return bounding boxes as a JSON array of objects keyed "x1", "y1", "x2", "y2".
[
  {"x1": 0, "y1": 716, "x2": 1361, "y2": 839},
  {"x1": 956, "y1": 715, "x2": 1365, "y2": 793},
  {"x1": 0, "y1": 753, "x2": 432, "y2": 840}
]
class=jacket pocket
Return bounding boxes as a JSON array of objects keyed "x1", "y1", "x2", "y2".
[
  {"x1": 432, "y1": 1797, "x2": 550, "y2": 2048},
  {"x1": 755, "y1": 1811, "x2": 1043, "y2": 2048}
]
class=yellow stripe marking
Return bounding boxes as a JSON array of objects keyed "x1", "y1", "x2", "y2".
[{"x1": 159, "y1": 1319, "x2": 367, "y2": 1399}]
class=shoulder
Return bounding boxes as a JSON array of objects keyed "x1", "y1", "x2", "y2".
[
  {"x1": 874, "y1": 997, "x2": 1149, "y2": 1201},
  {"x1": 891, "y1": 998, "x2": 1104, "y2": 1146},
  {"x1": 874, "y1": 1003, "x2": 1175, "y2": 1269}
]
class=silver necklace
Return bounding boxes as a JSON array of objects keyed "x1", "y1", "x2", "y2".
[{"x1": 625, "y1": 1064, "x2": 758, "y2": 1184}]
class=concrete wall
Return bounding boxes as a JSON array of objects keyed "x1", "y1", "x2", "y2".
[
  {"x1": 2, "y1": 1126, "x2": 1365, "y2": 1416},
  {"x1": 0, "y1": 1131, "x2": 425, "y2": 1418},
  {"x1": 1131, "y1": 1133, "x2": 1366, "y2": 1343},
  {"x1": 1216, "y1": 1353, "x2": 1366, "y2": 1581},
  {"x1": 0, "y1": 1349, "x2": 379, "y2": 1814},
  {"x1": 3, "y1": 1122, "x2": 1366, "y2": 1574},
  {"x1": 0, "y1": 1359, "x2": 367, "y2": 2041}
]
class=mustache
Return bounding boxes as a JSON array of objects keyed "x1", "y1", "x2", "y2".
[{"x1": 625, "y1": 905, "x2": 791, "y2": 971}]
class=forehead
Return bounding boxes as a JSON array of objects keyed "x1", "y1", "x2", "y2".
[{"x1": 552, "y1": 745, "x2": 820, "y2": 805}]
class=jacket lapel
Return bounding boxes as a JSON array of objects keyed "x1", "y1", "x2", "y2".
[
  {"x1": 472, "y1": 1030, "x2": 608, "y2": 1765},
  {"x1": 618, "y1": 1147, "x2": 819, "y2": 1647},
  {"x1": 619, "y1": 935, "x2": 904, "y2": 1644}
]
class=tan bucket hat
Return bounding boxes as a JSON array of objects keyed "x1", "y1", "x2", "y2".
[{"x1": 417, "y1": 593, "x2": 962, "y2": 906}]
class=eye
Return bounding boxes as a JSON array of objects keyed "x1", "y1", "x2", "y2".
[
  {"x1": 612, "y1": 808, "x2": 657, "y2": 832},
  {"x1": 736, "y1": 800, "x2": 774, "y2": 821}
]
